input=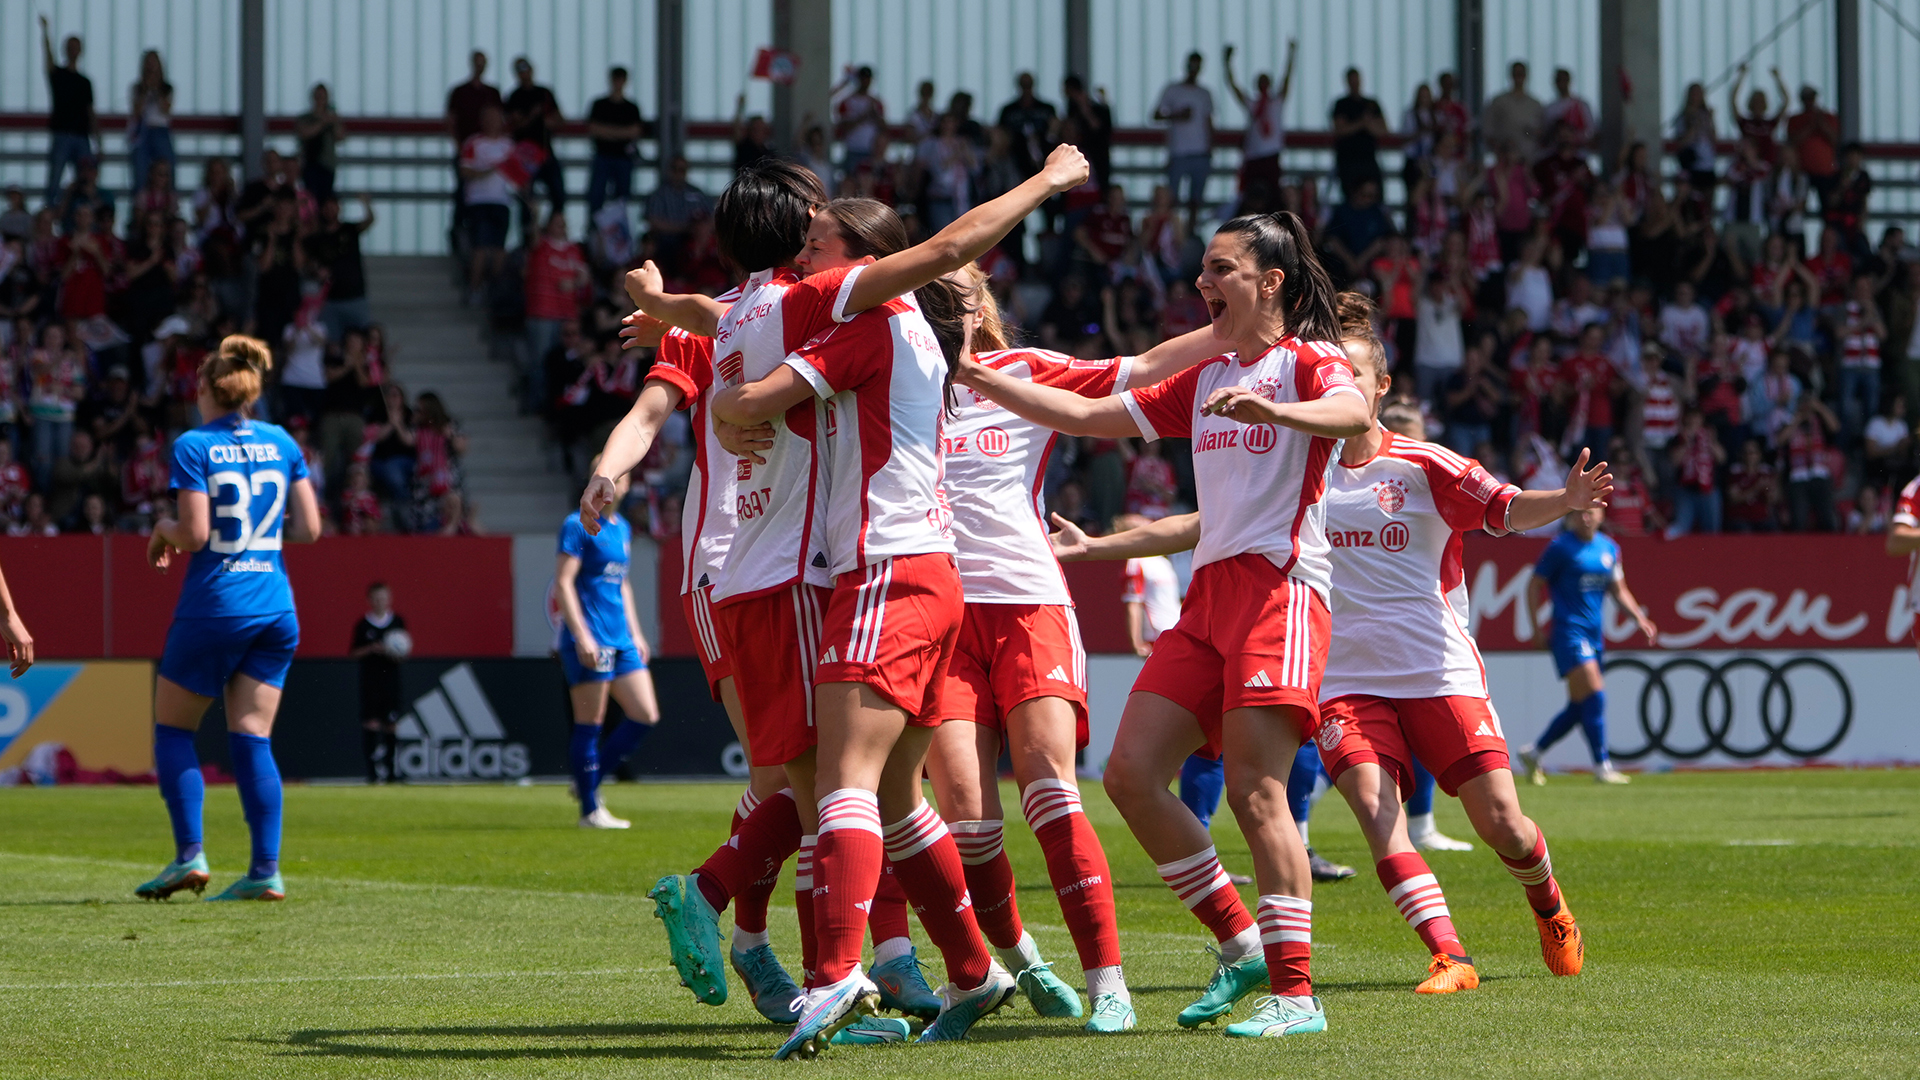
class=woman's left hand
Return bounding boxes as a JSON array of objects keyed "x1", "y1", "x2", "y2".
[{"x1": 1200, "y1": 386, "x2": 1286, "y2": 426}]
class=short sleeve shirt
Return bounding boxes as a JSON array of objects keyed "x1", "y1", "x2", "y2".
[{"x1": 169, "y1": 413, "x2": 309, "y2": 619}]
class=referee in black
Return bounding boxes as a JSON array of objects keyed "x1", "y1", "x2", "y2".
[{"x1": 350, "y1": 582, "x2": 408, "y2": 783}]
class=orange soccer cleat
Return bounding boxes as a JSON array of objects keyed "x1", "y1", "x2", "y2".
[
  {"x1": 1415, "y1": 953, "x2": 1480, "y2": 994},
  {"x1": 1535, "y1": 905, "x2": 1585, "y2": 976}
]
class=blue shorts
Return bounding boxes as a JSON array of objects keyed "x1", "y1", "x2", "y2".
[
  {"x1": 557, "y1": 632, "x2": 647, "y2": 685},
  {"x1": 1549, "y1": 633, "x2": 1604, "y2": 679},
  {"x1": 158, "y1": 612, "x2": 301, "y2": 699}
]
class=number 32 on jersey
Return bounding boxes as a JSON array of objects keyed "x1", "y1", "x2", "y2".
[{"x1": 208, "y1": 469, "x2": 287, "y2": 553}]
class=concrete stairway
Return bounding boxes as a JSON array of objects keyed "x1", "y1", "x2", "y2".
[{"x1": 364, "y1": 257, "x2": 572, "y2": 534}]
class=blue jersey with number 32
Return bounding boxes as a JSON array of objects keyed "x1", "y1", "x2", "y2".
[{"x1": 169, "y1": 413, "x2": 309, "y2": 619}]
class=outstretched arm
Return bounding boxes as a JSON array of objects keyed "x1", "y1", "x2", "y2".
[
  {"x1": 1506, "y1": 448, "x2": 1613, "y2": 533},
  {"x1": 623, "y1": 261, "x2": 726, "y2": 337},
  {"x1": 1052, "y1": 511, "x2": 1200, "y2": 561},
  {"x1": 1130, "y1": 326, "x2": 1224, "y2": 385},
  {"x1": 580, "y1": 381, "x2": 686, "y2": 533},
  {"x1": 839, "y1": 144, "x2": 1090, "y2": 316},
  {"x1": 1887, "y1": 520, "x2": 1920, "y2": 556},
  {"x1": 954, "y1": 357, "x2": 1142, "y2": 438},
  {"x1": 1200, "y1": 385, "x2": 1370, "y2": 438}
]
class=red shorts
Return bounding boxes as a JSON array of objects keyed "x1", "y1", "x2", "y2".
[
  {"x1": 816, "y1": 552, "x2": 963, "y2": 725},
  {"x1": 681, "y1": 585, "x2": 731, "y2": 700},
  {"x1": 713, "y1": 583, "x2": 832, "y2": 767},
  {"x1": 1133, "y1": 554, "x2": 1330, "y2": 749},
  {"x1": 1317, "y1": 694, "x2": 1512, "y2": 797},
  {"x1": 937, "y1": 602, "x2": 1089, "y2": 747}
]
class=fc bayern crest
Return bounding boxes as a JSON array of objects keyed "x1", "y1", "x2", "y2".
[
  {"x1": 1250, "y1": 377, "x2": 1282, "y2": 401},
  {"x1": 1376, "y1": 481, "x2": 1406, "y2": 514},
  {"x1": 1317, "y1": 717, "x2": 1342, "y2": 753}
]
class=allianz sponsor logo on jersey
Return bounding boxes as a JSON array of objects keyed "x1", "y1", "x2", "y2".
[
  {"x1": 1194, "y1": 423, "x2": 1277, "y2": 455},
  {"x1": 393, "y1": 663, "x2": 531, "y2": 779},
  {"x1": 942, "y1": 427, "x2": 1010, "y2": 457}
]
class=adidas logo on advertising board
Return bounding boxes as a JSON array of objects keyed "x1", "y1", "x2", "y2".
[{"x1": 394, "y1": 664, "x2": 531, "y2": 779}]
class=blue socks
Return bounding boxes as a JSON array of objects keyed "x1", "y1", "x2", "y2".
[
  {"x1": 1406, "y1": 761, "x2": 1438, "y2": 817},
  {"x1": 599, "y1": 718, "x2": 654, "y2": 775},
  {"x1": 1286, "y1": 743, "x2": 1326, "y2": 825},
  {"x1": 228, "y1": 733, "x2": 282, "y2": 880},
  {"x1": 1536, "y1": 702, "x2": 1581, "y2": 752},
  {"x1": 1575, "y1": 690, "x2": 1609, "y2": 766},
  {"x1": 569, "y1": 723, "x2": 603, "y2": 816},
  {"x1": 154, "y1": 725, "x2": 204, "y2": 864},
  {"x1": 1177, "y1": 753, "x2": 1225, "y2": 829}
]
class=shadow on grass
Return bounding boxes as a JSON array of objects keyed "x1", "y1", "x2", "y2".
[
  {"x1": 256, "y1": 1022, "x2": 776, "y2": 1061},
  {"x1": 0, "y1": 898, "x2": 139, "y2": 907}
]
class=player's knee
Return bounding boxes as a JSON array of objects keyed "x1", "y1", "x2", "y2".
[{"x1": 1473, "y1": 803, "x2": 1532, "y2": 852}]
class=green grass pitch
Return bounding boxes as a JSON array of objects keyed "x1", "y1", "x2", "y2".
[{"x1": 2, "y1": 770, "x2": 1916, "y2": 1078}]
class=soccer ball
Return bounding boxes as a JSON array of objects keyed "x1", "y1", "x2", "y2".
[{"x1": 383, "y1": 629, "x2": 413, "y2": 659}]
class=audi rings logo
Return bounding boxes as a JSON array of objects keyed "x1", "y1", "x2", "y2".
[{"x1": 1602, "y1": 656, "x2": 1852, "y2": 761}]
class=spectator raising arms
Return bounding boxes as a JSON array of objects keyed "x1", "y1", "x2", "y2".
[{"x1": 1223, "y1": 41, "x2": 1295, "y2": 202}]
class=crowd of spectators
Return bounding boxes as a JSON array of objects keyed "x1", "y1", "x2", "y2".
[
  {"x1": 13, "y1": 27, "x2": 475, "y2": 537},
  {"x1": 43, "y1": 30, "x2": 1906, "y2": 545}
]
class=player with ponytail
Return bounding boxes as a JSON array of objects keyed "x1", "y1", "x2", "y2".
[
  {"x1": 953, "y1": 209, "x2": 1369, "y2": 1039},
  {"x1": 137, "y1": 335, "x2": 323, "y2": 903}
]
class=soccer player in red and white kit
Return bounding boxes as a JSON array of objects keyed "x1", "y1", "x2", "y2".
[
  {"x1": 954, "y1": 212, "x2": 1371, "y2": 1039},
  {"x1": 632, "y1": 149, "x2": 1095, "y2": 1058},
  {"x1": 1313, "y1": 299, "x2": 1602, "y2": 991},
  {"x1": 1048, "y1": 296, "x2": 1604, "y2": 995},
  {"x1": 923, "y1": 269, "x2": 1223, "y2": 1034},
  {"x1": 585, "y1": 291, "x2": 827, "y2": 1023},
  {"x1": 1891, "y1": 475, "x2": 1920, "y2": 660}
]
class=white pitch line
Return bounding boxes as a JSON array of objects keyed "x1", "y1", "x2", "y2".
[{"x1": 0, "y1": 967, "x2": 660, "y2": 993}]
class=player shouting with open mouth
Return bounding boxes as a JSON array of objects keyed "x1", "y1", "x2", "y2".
[{"x1": 953, "y1": 211, "x2": 1367, "y2": 1039}]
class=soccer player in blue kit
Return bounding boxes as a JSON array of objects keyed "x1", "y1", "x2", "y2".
[
  {"x1": 136, "y1": 336, "x2": 322, "y2": 902},
  {"x1": 555, "y1": 461, "x2": 659, "y2": 828},
  {"x1": 1517, "y1": 507, "x2": 1658, "y2": 785}
]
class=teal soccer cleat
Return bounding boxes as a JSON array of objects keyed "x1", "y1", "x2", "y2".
[
  {"x1": 1014, "y1": 960, "x2": 1084, "y2": 1018},
  {"x1": 828, "y1": 1015, "x2": 914, "y2": 1046},
  {"x1": 871, "y1": 947, "x2": 942, "y2": 1020},
  {"x1": 731, "y1": 943, "x2": 802, "y2": 1023},
  {"x1": 135, "y1": 854, "x2": 211, "y2": 901},
  {"x1": 915, "y1": 963, "x2": 1016, "y2": 1043},
  {"x1": 1176, "y1": 947, "x2": 1269, "y2": 1027},
  {"x1": 648, "y1": 874, "x2": 728, "y2": 1006},
  {"x1": 206, "y1": 872, "x2": 284, "y2": 902},
  {"x1": 1084, "y1": 993, "x2": 1137, "y2": 1033},
  {"x1": 1222, "y1": 994, "x2": 1327, "y2": 1038}
]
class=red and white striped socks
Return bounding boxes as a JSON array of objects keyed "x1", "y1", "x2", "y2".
[
  {"x1": 1499, "y1": 825, "x2": 1564, "y2": 917},
  {"x1": 1022, "y1": 780, "x2": 1124, "y2": 980},
  {"x1": 812, "y1": 789, "x2": 884, "y2": 986},
  {"x1": 870, "y1": 859, "x2": 913, "y2": 955},
  {"x1": 881, "y1": 800, "x2": 994, "y2": 990},
  {"x1": 691, "y1": 787, "x2": 801, "y2": 937},
  {"x1": 950, "y1": 819, "x2": 1024, "y2": 950},
  {"x1": 1256, "y1": 894, "x2": 1313, "y2": 996},
  {"x1": 1155, "y1": 846, "x2": 1260, "y2": 960},
  {"x1": 1375, "y1": 851, "x2": 1465, "y2": 957}
]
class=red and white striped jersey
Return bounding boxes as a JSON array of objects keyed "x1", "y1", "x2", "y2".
[
  {"x1": 944, "y1": 348, "x2": 1134, "y2": 604},
  {"x1": 1319, "y1": 432, "x2": 1522, "y2": 700},
  {"x1": 641, "y1": 285, "x2": 742, "y2": 595},
  {"x1": 1841, "y1": 301, "x2": 1881, "y2": 370},
  {"x1": 1121, "y1": 337, "x2": 1362, "y2": 600},
  {"x1": 1897, "y1": 475, "x2": 1920, "y2": 616},
  {"x1": 785, "y1": 288, "x2": 955, "y2": 575},
  {"x1": 704, "y1": 266, "x2": 870, "y2": 604}
]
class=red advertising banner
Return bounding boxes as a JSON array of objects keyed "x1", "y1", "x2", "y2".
[
  {"x1": 655, "y1": 543, "x2": 1136, "y2": 657},
  {"x1": 1462, "y1": 533, "x2": 1915, "y2": 652},
  {"x1": 0, "y1": 535, "x2": 514, "y2": 659}
]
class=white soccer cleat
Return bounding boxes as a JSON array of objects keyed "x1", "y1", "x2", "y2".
[
  {"x1": 1411, "y1": 827, "x2": 1475, "y2": 852},
  {"x1": 1519, "y1": 747, "x2": 1546, "y2": 786},
  {"x1": 1594, "y1": 764, "x2": 1631, "y2": 785},
  {"x1": 580, "y1": 806, "x2": 632, "y2": 829}
]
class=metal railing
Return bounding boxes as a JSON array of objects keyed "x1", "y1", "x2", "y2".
[{"x1": 3, "y1": 113, "x2": 1917, "y2": 255}]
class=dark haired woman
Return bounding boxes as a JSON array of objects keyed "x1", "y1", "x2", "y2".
[
  {"x1": 138, "y1": 336, "x2": 323, "y2": 903},
  {"x1": 952, "y1": 211, "x2": 1369, "y2": 1039}
]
